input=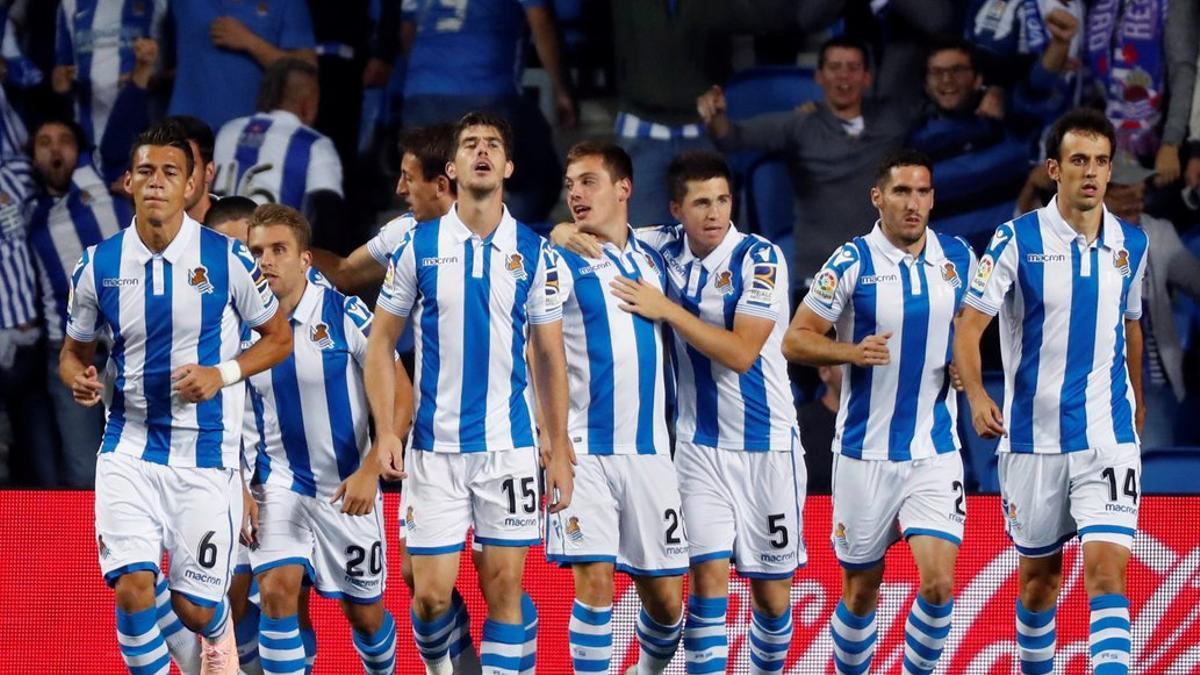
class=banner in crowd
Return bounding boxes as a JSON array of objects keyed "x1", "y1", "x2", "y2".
[{"x1": 1, "y1": 492, "x2": 1196, "y2": 673}]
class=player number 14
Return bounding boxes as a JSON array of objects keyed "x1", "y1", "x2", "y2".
[{"x1": 1102, "y1": 467, "x2": 1139, "y2": 503}]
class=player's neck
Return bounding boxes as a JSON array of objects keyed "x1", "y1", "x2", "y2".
[
  {"x1": 135, "y1": 212, "x2": 186, "y2": 253},
  {"x1": 278, "y1": 277, "x2": 307, "y2": 318},
  {"x1": 455, "y1": 193, "x2": 504, "y2": 239},
  {"x1": 1055, "y1": 196, "x2": 1104, "y2": 243},
  {"x1": 585, "y1": 220, "x2": 628, "y2": 250},
  {"x1": 187, "y1": 195, "x2": 212, "y2": 224},
  {"x1": 882, "y1": 227, "x2": 926, "y2": 258}
]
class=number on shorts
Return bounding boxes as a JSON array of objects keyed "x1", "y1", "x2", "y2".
[
  {"x1": 346, "y1": 542, "x2": 383, "y2": 577},
  {"x1": 1102, "y1": 467, "x2": 1138, "y2": 503},
  {"x1": 767, "y1": 513, "x2": 788, "y2": 549},
  {"x1": 664, "y1": 509, "x2": 681, "y2": 545},
  {"x1": 502, "y1": 477, "x2": 537, "y2": 514},
  {"x1": 952, "y1": 480, "x2": 966, "y2": 516},
  {"x1": 198, "y1": 531, "x2": 218, "y2": 569}
]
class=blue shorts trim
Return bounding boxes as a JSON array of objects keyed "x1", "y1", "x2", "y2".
[
  {"x1": 903, "y1": 528, "x2": 963, "y2": 546},
  {"x1": 1012, "y1": 531, "x2": 1076, "y2": 558},
  {"x1": 407, "y1": 543, "x2": 466, "y2": 556},
  {"x1": 689, "y1": 550, "x2": 733, "y2": 565},
  {"x1": 176, "y1": 590, "x2": 220, "y2": 608},
  {"x1": 546, "y1": 553, "x2": 617, "y2": 568},
  {"x1": 616, "y1": 562, "x2": 688, "y2": 578},
  {"x1": 735, "y1": 568, "x2": 798, "y2": 580},
  {"x1": 233, "y1": 564, "x2": 253, "y2": 576},
  {"x1": 252, "y1": 557, "x2": 316, "y2": 580},
  {"x1": 314, "y1": 588, "x2": 384, "y2": 605},
  {"x1": 474, "y1": 536, "x2": 540, "y2": 548},
  {"x1": 103, "y1": 562, "x2": 160, "y2": 587},
  {"x1": 1078, "y1": 525, "x2": 1136, "y2": 538},
  {"x1": 837, "y1": 557, "x2": 885, "y2": 571}
]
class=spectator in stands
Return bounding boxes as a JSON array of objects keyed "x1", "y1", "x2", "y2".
[
  {"x1": 610, "y1": 0, "x2": 795, "y2": 226},
  {"x1": 168, "y1": 0, "x2": 316, "y2": 132},
  {"x1": 698, "y1": 36, "x2": 918, "y2": 284},
  {"x1": 96, "y1": 37, "x2": 158, "y2": 188},
  {"x1": 213, "y1": 58, "x2": 344, "y2": 251},
  {"x1": 27, "y1": 116, "x2": 128, "y2": 487},
  {"x1": 400, "y1": 0, "x2": 573, "y2": 225},
  {"x1": 170, "y1": 115, "x2": 217, "y2": 224},
  {"x1": 51, "y1": 0, "x2": 167, "y2": 144},
  {"x1": 1, "y1": 3, "x2": 42, "y2": 90},
  {"x1": 799, "y1": 364, "x2": 840, "y2": 494},
  {"x1": 1105, "y1": 152, "x2": 1200, "y2": 447}
]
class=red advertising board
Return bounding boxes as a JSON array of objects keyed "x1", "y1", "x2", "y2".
[{"x1": 1, "y1": 491, "x2": 1197, "y2": 673}]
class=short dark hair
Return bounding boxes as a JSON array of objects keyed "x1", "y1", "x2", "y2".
[
  {"x1": 205, "y1": 195, "x2": 258, "y2": 229},
  {"x1": 454, "y1": 111, "x2": 514, "y2": 159},
  {"x1": 256, "y1": 58, "x2": 319, "y2": 113},
  {"x1": 926, "y1": 35, "x2": 977, "y2": 72},
  {"x1": 565, "y1": 141, "x2": 633, "y2": 184},
  {"x1": 129, "y1": 119, "x2": 195, "y2": 176},
  {"x1": 166, "y1": 115, "x2": 214, "y2": 165},
  {"x1": 31, "y1": 116, "x2": 88, "y2": 154},
  {"x1": 875, "y1": 149, "x2": 934, "y2": 187},
  {"x1": 399, "y1": 123, "x2": 456, "y2": 184},
  {"x1": 1044, "y1": 107, "x2": 1116, "y2": 161},
  {"x1": 818, "y1": 36, "x2": 870, "y2": 71},
  {"x1": 667, "y1": 151, "x2": 732, "y2": 204},
  {"x1": 248, "y1": 203, "x2": 312, "y2": 250}
]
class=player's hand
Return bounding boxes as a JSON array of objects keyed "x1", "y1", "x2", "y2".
[
  {"x1": 611, "y1": 277, "x2": 673, "y2": 321},
  {"x1": 131, "y1": 38, "x2": 158, "y2": 89},
  {"x1": 51, "y1": 65, "x2": 77, "y2": 94},
  {"x1": 1044, "y1": 8, "x2": 1079, "y2": 44},
  {"x1": 332, "y1": 465, "x2": 381, "y2": 516},
  {"x1": 240, "y1": 484, "x2": 259, "y2": 547},
  {"x1": 1154, "y1": 144, "x2": 1181, "y2": 187},
  {"x1": 544, "y1": 436, "x2": 575, "y2": 514},
  {"x1": 555, "y1": 88, "x2": 578, "y2": 129},
  {"x1": 948, "y1": 363, "x2": 965, "y2": 391},
  {"x1": 696, "y1": 85, "x2": 727, "y2": 124},
  {"x1": 852, "y1": 332, "x2": 892, "y2": 367},
  {"x1": 371, "y1": 433, "x2": 406, "y2": 481},
  {"x1": 171, "y1": 364, "x2": 224, "y2": 403},
  {"x1": 1135, "y1": 401, "x2": 1146, "y2": 436},
  {"x1": 968, "y1": 392, "x2": 1006, "y2": 438},
  {"x1": 975, "y1": 85, "x2": 1005, "y2": 119},
  {"x1": 72, "y1": 364, "x2": 104, "y2": 407},
  {"x1": 550, "y1": 222, "x2": 602, "y2": 258},
  {"x1": 210, "y1": 16, "x2": 256, "y2": 52}
]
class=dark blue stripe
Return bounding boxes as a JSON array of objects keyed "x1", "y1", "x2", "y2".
[
  {"x1": 572, "y1": 261, "x2": 614, "y2": 452},
  {"x1": 731, "y1": 240, "x2": 772, "y2": 450},
  {"x1": 413, "y1": 226, "x2": 440, "y2": 450},
  {"x1": 1109, "y1": 222, "x2": 1146, "y2": 444},
  {"x1": 322, "y1": 292, "x2": 360, "y2": 480},
  {"x1": 234, "y1": 117, "x2": 272, "y2": 189},
  {"x1": 623, "y1": 250, "x2": 662, "y2": 454},
  {"x1": 142, "y1": 257, "x2": 173, "y2": 464},
  {"x1": 1011, "y1": 215, "x2": 1044, "y2": 450},
  {"x1": 27, "y1": 201, "x2": 68, "y2": 335},
  {"x1": 195, "y1": 230, "x2": 228, "y2": 467},
  {"x1": 888, "y1": 261, "x2": 930, "y2": 460},
  {"x1": 506, "y1": 230, "x2": 541, "y2": 449},
  {"x1": 249, "y1": 385, "x2": 270, "y2": 484},
  {"x1": 279, "y1": 128, "x2": 319, "y2": 208},
  {"x1": 272, "y1": 353, "x2": 317, "y2": 496},
  {"x1": 681, "y1": 265, "x2": 719, "y2": 443},
  {"x1": 841, "y1": 238, "x2": 876, "y2": 454},
  {"x1": 1060, "y1": 244, "x2": 1098, "y2": 449},
  {"x1": 459, "y1": 239, "x2": 491, "y2": 451},
  {"x1": 71, "y1": 1, "x2": 96, "y2": 142},
  {"x1": 95, "y1": 238, "x2": 125, "y2": 454}
]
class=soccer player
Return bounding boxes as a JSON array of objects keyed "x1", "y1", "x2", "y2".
[
  {"x1": 60, "y1": 120, "x2": 293, "y2": 675},
  {"x1": 783, "y1": 150, "x2": 976, "y2": 675},
  {"x1": 365, "y1": 111, "x2": 574, "y2": 675},
  {"x1": 240, "y1": 204, "x2": 398, "y2": 675},
  {"x1": 544, "y1": 141, "x2": 687, "y2": 674},
  {"x1": 954, "y1": 108, "x2": 1147, "y2": 675},
  {"x1": 561, "y1": 151, "x2": 804, "y2": 674}
]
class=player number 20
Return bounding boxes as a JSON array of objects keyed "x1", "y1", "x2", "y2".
[
  {"x1": 664, "y1": 509, "x2": 682, "y2": 545},
  {"x1": 502, "y1": 477, "x2": 537, "y2": 514},
  {"x1": 346, "y1": 542, "x2": 384, "y2": 577}
]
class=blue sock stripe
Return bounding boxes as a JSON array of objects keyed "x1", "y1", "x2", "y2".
[
  {"x1": 749, "y1": 631, "x2": 791, "y2": 652},
  {"x1": 907, "y1": 613, "x2": 953, "y2": 640},
  {"x1": 1089, "y1": 593, "x2": 1130, "y2": 611},
  {"x1": 1016, "y1": 630, "x2": 1057, "y2": 650},
  {"x1": 904, "y1": 632, "x2": 943, "y2": 661},
  {"x1": 201, "y1": 598, "x2": 229, "y2": 639},
  {"x1": 412, "y1": 606, "x2": 458, "y2": 634},
  {"x1": 1090, "y1": 637, "x2": 1132, "y2": 654},
  {"x1": 1020, "y1": 660, "x2": 1054, "y2": 675},
  {"x1": 482, "y1": 619, "x2": 526, "y2": 644},
  {"x1": 571, "y1": 601, "x2": 614, "y2": 624},
  {"x1": 830, "y1": 627, "x2": 877, "y2": 654},
  {"x1": 835, "y1": 601, "x2": 876, "y2": 629},
  {"x1": 116, "y1": 605, "x2": 159, "y2": 635},
  {"x1": 752, "y1": 607, "x2": 793, "y2": 633},
  {"x1": 1016, "y1": 600, "x2": 1056, "y2": 627},
  {"x1": 1090, "y1": 616, "x2": 1131, "y2": 632},
  {"x1": 481, "y1": 619, "x2": 526, "y2": 673},
  {"x1": 569, "y1": 630, "x2": 614, "y2": 647},
  {"x1": 832, "y1": 655, "x2": 872, "y2": 675},
  {"x1": 687, "y1": 595, "x2": 728, "y2": 617},
  {"x1": 915, "y1": 595, "x2": 953, "y2": 618}
]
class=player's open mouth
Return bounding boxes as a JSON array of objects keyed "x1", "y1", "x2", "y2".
[
  {"x1": 1082, "y1": 185, "x2": 1098, "y2": 196},
  {"x1": 474, "y1": 161, "x2": 491, "y2": 172},
  {"x1": 572, "y1": 205, "x2": 591, "y2": 218}
]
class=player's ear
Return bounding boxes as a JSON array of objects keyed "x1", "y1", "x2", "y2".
[
  {"x1": 204, "y1": 161, "x2": 215, "y2": 186},
  {"x1": 436, "y1": 175, "x2": 451, "y2": 197},
  {"x1": 668, "y1": 200, "x2": 682, "y2": 222},
  {"x1": 300, "y1": 249, "x2": 313, "y2": 268},
  {"x1": 503, "y1": 159, "x2": 514, "y2": 180},
  {"x1": 617, "y1": 177, "x2": 632, "y2": 202},
  {"x1": 1045, "y1": 157, "x2": 1061, "y2": 183},
  {"x1": 869, "y1": 185, "x2": 882, "y2": 210},
  {"x1": 122, "y1": 170, "x2": 132, "y2": 195},
  {"x1": 445, "y1": 160, "x2": 457, "y2": 181}
]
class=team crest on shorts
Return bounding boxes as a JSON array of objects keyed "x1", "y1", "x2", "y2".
[
  {"x1": 97, "y1": 535, "x2": 111, "y2": 560},
  {"x1": 189, "y1": 266, "x2": 214, "y2": 294},
  {"x1": 713, "y1": 270, "x2": 735, "y2": 295},
  {"x1": 405, "y1": 506, "x2": 416, "y2": 529},
  {"x1": 941, "y1": 261, "x2": 961, "y2": 288},
  {"x1": 310, "y1": 322, "x2": 334, "y2": 350},
  {"x1": 506, "y1": 253, "x2": 528, "y2": 281},
  {"x1": 1113, "y1": 248, "x2": 1131, "y2": 277},
  {"x1": 566, "y1": 516, "x2": 583, "y2": 542},
  {"x1": 834, "y1": 522, "x2": 848, "y2": 549}
]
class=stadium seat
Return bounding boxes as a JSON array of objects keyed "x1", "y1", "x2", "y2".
[
  {"x1": 1141, "y1": 447, "x2": 1200, "y2": 494},
  {"x1": 958, "y1": 370, "x2": 1004, "y2": 493}
]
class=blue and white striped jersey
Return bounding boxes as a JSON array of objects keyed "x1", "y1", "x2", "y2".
[
  {"x1": 804, "y1": 223, "x2": 977, "y2": 461},
  {"x1": 366, "y1": 213, "x2": 416, "y2": 267},
  {"x1": 638, "y1": 223, "x2": 799, "y2": 452},
  {"x1": 28, "y1": 162, "x2": 130, "y2": 341},
  {"x1": 213, "y1": 110, "x2": 343, "y2": 208},
  {"x1": 377, "y1": 204, "x2": 563, "y2": 453},
  {"x1": 65, "y1": 216, "x2": 278, "y2": 468},
  {"x1": 245, "y1": 280, "x2": 373, "y2": 499},
  {"x1": 54, "y1": 0, "x2": 169, "y2": 143},
  {"x1": 557, "y1": 227, "x2": 670, "y2": 456},
  {"x1": 0, "y1": 85, "x2": 25, "y2": 158},
  {"x1": 965, "y1": 198, "x2": 1149, "y2": 454},
  {"x1": 0, "y1": 154, "x2": 36, "y2": 329}
]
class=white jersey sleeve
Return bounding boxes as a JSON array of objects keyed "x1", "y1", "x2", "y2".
[
  {"x1": 377, "y1": 233, "x2": 417, "y2": 318},
  {"x1": 965, "y1": 222, "x2": 1019, "y2": 316},
  {"x1": 65, "y1": 246, "x2": 99, "y2": 342},
  {"x1": 305, "y1": 136, "x2": 343, "y2": 198},
  {"x1": 229, "y1": 238, "x2": 278, "y2": 328},
  {"x1": 803, "y1": 242, "x2": 862, "y2": 323},
  {"x1": 366, "y1": 214, "x2": 416, "y2": 266},
  {"x1": 527, "y1": 241, "x2": 563, "y2": 324},
  {"x1": 342, "y1": 294, "x2": 373, "y2": 366},
  {"x1": 633, "y1": 223, "x2": 682, "y2": 253},
  {"x1": 735, "y1": 238, "x2": 786, "y2": 321},
  {"x1": 1124, "y1": 231, "x2": 1149, "y2": 320}
]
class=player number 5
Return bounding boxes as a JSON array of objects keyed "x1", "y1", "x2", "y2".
[{"x1": 767, "y1": 513, "x2": 789, "y2": 549}]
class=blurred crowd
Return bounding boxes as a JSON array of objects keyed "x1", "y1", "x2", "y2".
[{"x1": 0, "y1": 0, "x2": 1197, "y2": 489}]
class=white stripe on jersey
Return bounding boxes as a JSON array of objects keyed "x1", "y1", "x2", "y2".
[
  {"x1": 66, "y1": 216, "x2": 278, "y2": 468},
  {"x1": 213, "y1": 109, "x2": 343, "y2": 208},
  {"x1": 245, "y1": 281, "x2": 372, "y2": 499},
  {"x1": 965, "y1": 197, "x2": 1149, "y2": 454},
  {"x1": 803, "y1": 222, "x2": 977, "y2": 461},
  {"x1": 366, "y1": 213, "x2": 416, "y2": 266},
  {"x1": 377, "y1": 203, "x2": 562, "y2": 453},
  {"x1": 557, "y1": 227, "x2": 670, "y2": 455},
  {"x1": 0, "y1": 154, "x2": 36, "y2": 329},
  {"x1": 637, "y1": 223, "x2": 798, "y2": 452}
]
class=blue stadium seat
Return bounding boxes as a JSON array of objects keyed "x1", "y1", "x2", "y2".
[
  {"x1": 958, "y1": 371, "x2": 1004, "y2": 493},
  {"x1": 1141, "y1": 447, "x2": 1200, "y2": 494}
]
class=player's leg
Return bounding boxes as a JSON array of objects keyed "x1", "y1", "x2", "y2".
[
  {"x1": 1071, "y1": 445, "x2": 1140, "y2": 674},
  {"x1": 229, "y1": 547, "x2": 263, "y2": 675},
  {"x1": 255, "y1": 565, "x2": 308, "y2": 675},
  {"x1": 155, "y1": 569, "x2": 203, "y2": 674},
  {"x1": 999, "y1": 452, "x2": 1074, "y2": 675},
  {"x1": 568, "y1": 562, "x2": 616, "y2": 673},
  {"x1": 631, "y1": 575, "x2": 684, "y2": 675},
  {"x1": 298, "y1": 587, "x2": 316, "y2": 673}
]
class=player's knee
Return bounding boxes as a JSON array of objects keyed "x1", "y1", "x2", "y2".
[
  {"x1": 749, "y1": 579, "x2": 793, "y2": 618},
  {"x1": 342, "y1": 601, "x2": 385, "y2": 636},
  {"x1": 257, "y1": 576, "x2": 301, "y2": 618},
  {"x1": 478, "y1": 563, "x2": 524, "y2": 606},
  {"x1": 1084, "y1": 560, "x2": 1126, "y2": 597},
  {"x1": 171, "y1": 594, "x2": 216, "y2": 632},
  {"x1": 639, "y1": 585, "x2": 683, "y2": 625},
  {"x1": 919, "y1": 574, "x2": 955, "y2": 605},
  {"x1": 412, "y1": 590, "x2": 452, "y2": 622},
  {"x1": 113, "y1": 571, "x2": 157, "y2": 614},
  {"x1": 573, "y1": 565, "x2": 614, "y2": 606},
  {"x1": 1019, "y1": 572, "x2": 1061, "y2": 610}
]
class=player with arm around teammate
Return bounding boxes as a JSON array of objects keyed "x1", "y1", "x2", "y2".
[{"x1": 783, "y1": 150, "x2": 976, "y2": 675}]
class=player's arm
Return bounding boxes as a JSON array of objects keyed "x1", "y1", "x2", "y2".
[
  {"x1": 530, "y1": 319, "x2": 574, "y2": 512},
  {"x1": 171, "y1": 304, "x2": 292, "y2": 403},
  {"x1": 1125, "y1": 318, "x2": 1145, "y2": 435},
  {"x1": 209, "y1": 17, "x2": 317, "y2": 67},
  {"x1": 60, "y1": 250, "x2": 103, "y2": 406},
  {"x1": 525, "y1": 4, "x2": 576, "y2": 127},
  {"x1": 309, "y1": 245, "x2": 387, "y2": 293},
  {"x1": 59, "y1": 336, "x2": 102, "y2": 407},
  {"x1": 364, "y1": 309, "x2": 409, "y2": 480},
  {"x1": 952, "y1": 306, "x2": 1005, "y2": 438},
  {"x1": 782, "y1": 303, "x2": 891, "y2": 367}
]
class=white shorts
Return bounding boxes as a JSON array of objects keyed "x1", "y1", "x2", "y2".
[
  {"x1": 831, "y1": 452, "x2": 966, "y2": 568},
  {"x1": 999, "y1": 444, "x2": 1141, "y2": 556},
  {"x1": 235, "y1": 542, "x2": 252, "y2": 576},
  {"x1": 95, "y1": 452, "x2": 241, "y2": 606},
  {"x1": 403, "y1": 447, "x2": 541, "y2": 554},
  {"x1": 675, "y1": 442, "x2": 807, "y2": 578},
  {"x1": 250, "y1": 483, "x2": 387, "y2": 603},
  {"x1": 546, "y1": 454, "x2": 688, "y2": 577}
]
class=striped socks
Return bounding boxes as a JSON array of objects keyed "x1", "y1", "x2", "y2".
[
  {"x1": 569, "y1": 600, "x2": 613, "y2": 673},
  {"x1": 636, "y1": 608, "x2": 683, "y2": 673},
  {"x1": 116, "y1": 605, "x2": 171, "y2": 675},
  {"x1": 300, "y1": 626, "x2": 316, "y2": 673},
  {"x1": 902, "y1": 596, "x2": 952, "y2": 675},
  {"x1": 683, "y1": 595, "x2": 728, "y2": 674},
  {"x1": 481, "y1": 618, "x2": 526, "y2": 674},
  {"x1": 153, "y1": 574, "x2": 200, "y2": 673},
  {"x1": 201, "y1": 598, "x2": 231, "y2": 641},
  {"x1": 749, "y1": 607, "x2": 792, "y2": 673},
  {"x1": 259, "y1": 614, "x2": 306, "y2": 675},
  {"x1": 448, "y1": 588, "x2": 479, "y2": 671},
  {"x1": 830, "y1": 600, "x2": 876, "y2": 675},
  {"x1": 1016, "y1": 599, "x2": 1056, "y2": 675},
  {"x1": 352, "y1": 610, "x2": 397, "y2": 675},
  {"x1": 411, "y1": 606, "x2": 456, "y2": 674},
  {"x1": 521, "y1": 592, "x2": 538, "y2": 674},
  {"x1": 1089, "y1": 594, "x2": 1131, "y2": 674},
  {"x1": 235, "y1": 600, "x2": 263, "y2": 674}
]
